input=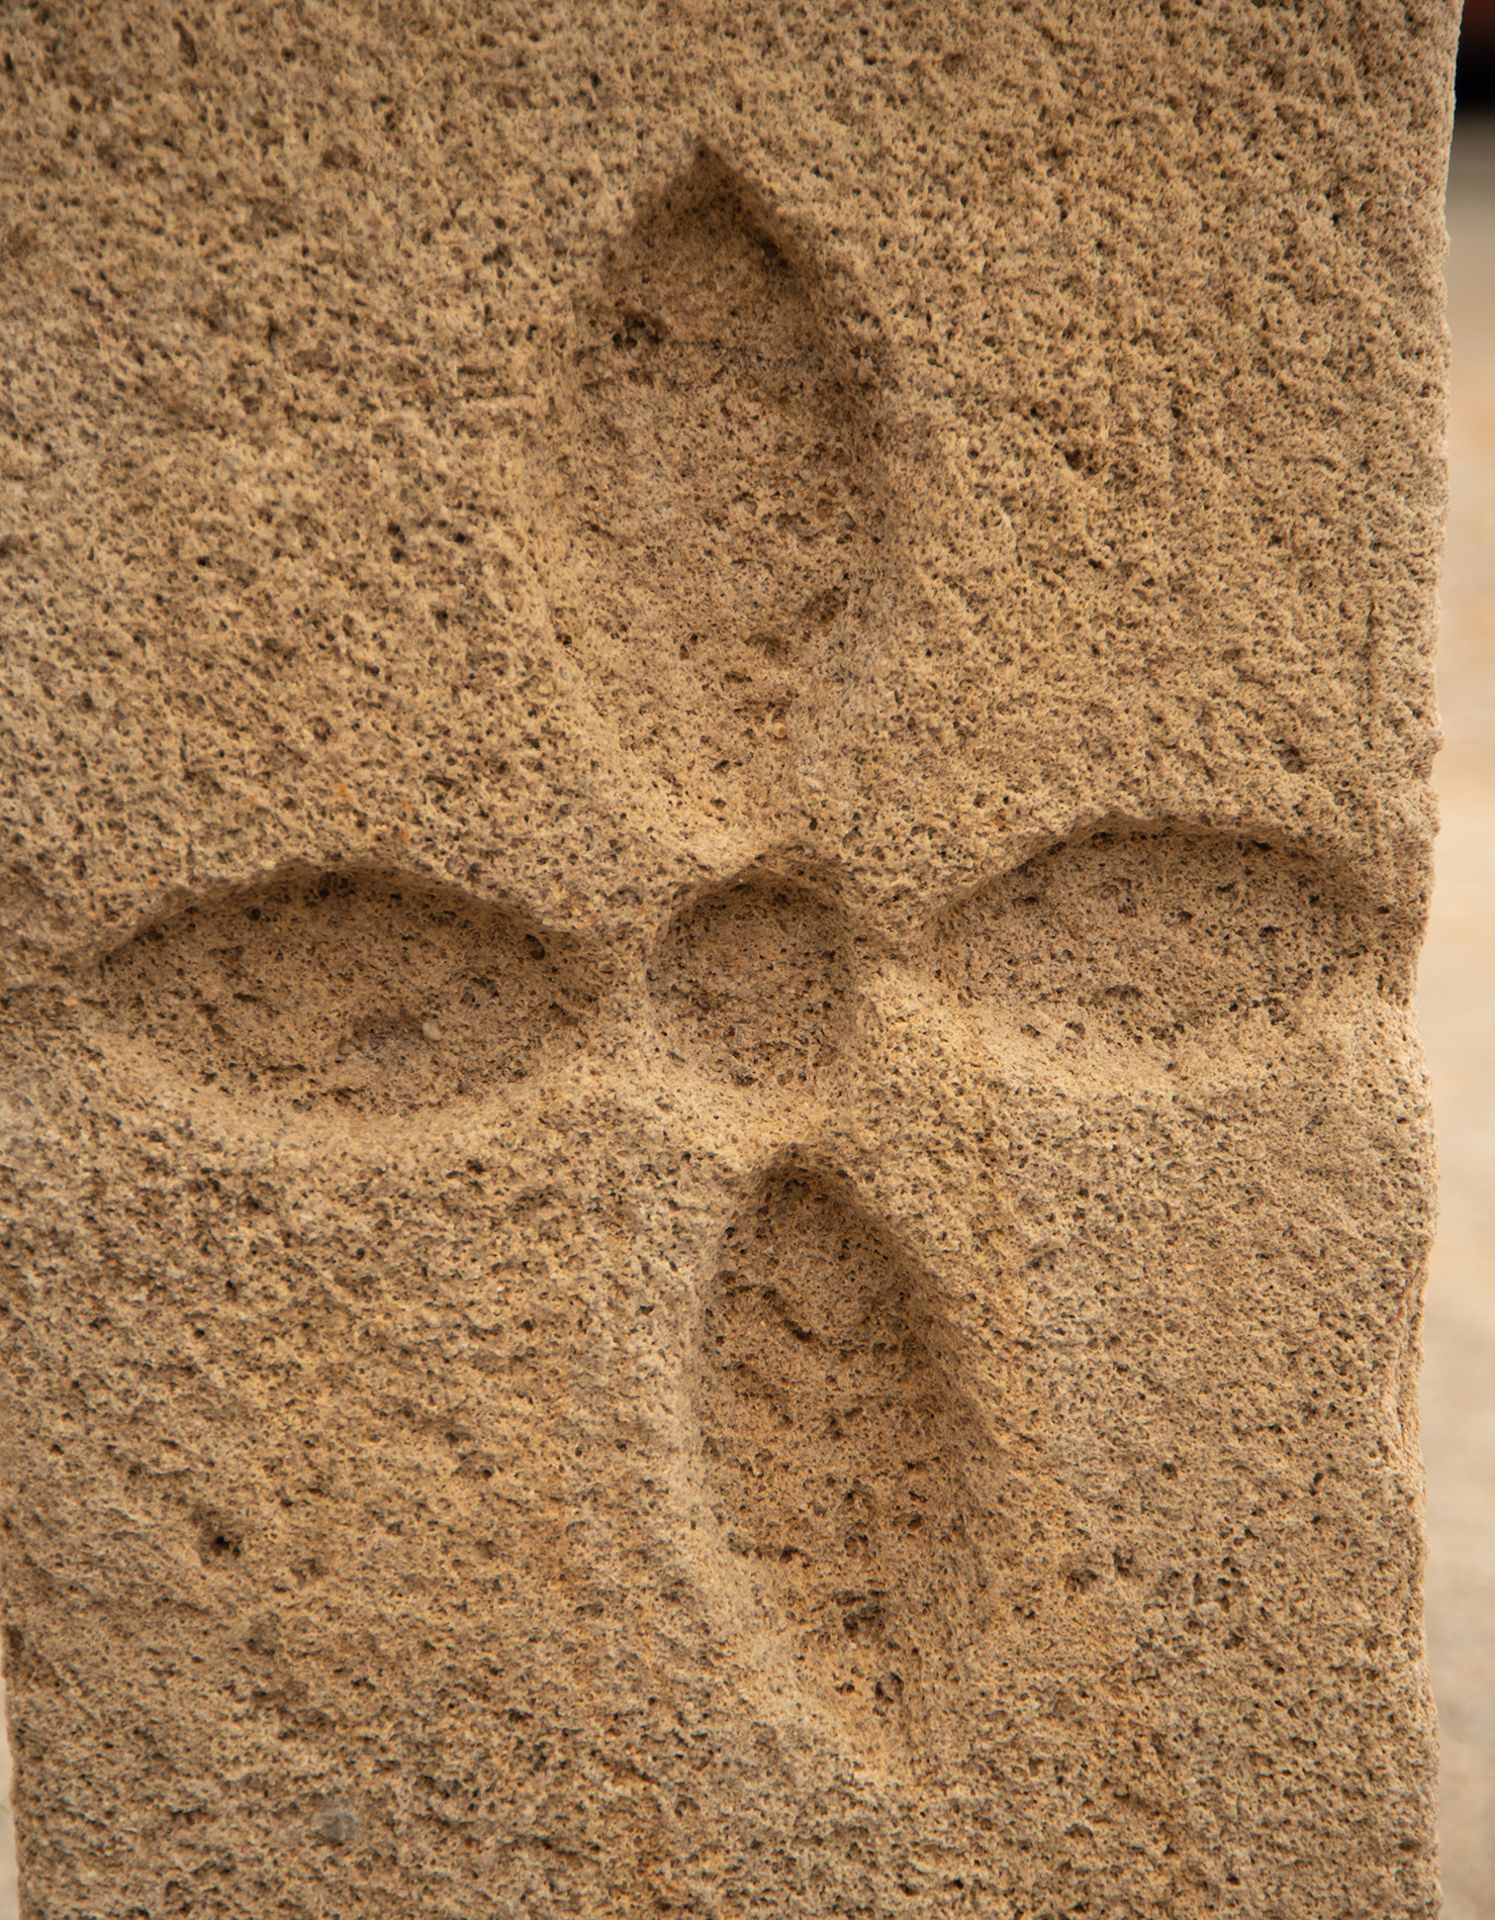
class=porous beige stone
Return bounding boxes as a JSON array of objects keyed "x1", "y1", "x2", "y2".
[{"x1": 0, "y1": 4, "x2": 1457, "y2": 1916}]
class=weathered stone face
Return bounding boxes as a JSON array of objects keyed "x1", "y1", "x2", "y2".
[{"x1": 0, "y1": 4, "x2": 1455, "y2": 1916}]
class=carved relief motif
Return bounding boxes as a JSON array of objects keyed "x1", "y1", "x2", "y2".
[
  {"x1": 7, "y1": 125, "x2": 1429, "y2": 1918},
  {"x1": 552, "y1": 148, "x2": 902, "y2": 810}
]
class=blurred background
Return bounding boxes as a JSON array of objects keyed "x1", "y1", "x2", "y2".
[
  {"x1": 1422, "y1": 8, "x2": 1495, "y2": 1909},
  {"x1": 0, "y1": 24, "x2": 1491, "y2": 1920}
]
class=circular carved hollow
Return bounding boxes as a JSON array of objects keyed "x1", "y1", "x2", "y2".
[{"x1": 649, "y1": 871, "x2": 854, "y2": 1086}]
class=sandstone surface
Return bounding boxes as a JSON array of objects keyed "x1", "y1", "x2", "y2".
[{"x1": 0, "y1": 4, "x2": 1457, "y2": 1916}]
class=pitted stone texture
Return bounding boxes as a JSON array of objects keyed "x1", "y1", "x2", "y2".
[{"x1": 0, "y1": 3, "x2": 1454, "y2": 1917}]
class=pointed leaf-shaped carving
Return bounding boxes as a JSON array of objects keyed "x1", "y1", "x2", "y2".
[
  {"x1": 931, "y1": 825, "x2": 1395, "y2": 1070},
  {"x1": 558, "y1": 149, "x2": 898, "y2": 803},
  {"x1": 95, "y1": 866, "x2": 598, "y2": 1117},
  {"x1": 690, "y1": 1164, "x2": 1001, "y2": 1758}
]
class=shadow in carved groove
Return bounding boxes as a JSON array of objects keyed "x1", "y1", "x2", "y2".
[
  {"x1": 690, "y1": 1162, "x2": 1002, "y2": 1760},
  {"x1": 95, "y1": 866, "x2": 597, "y2": 1115},
  {"x1": 557, "y1": 147, "x2": 900, "y2": 808}
]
